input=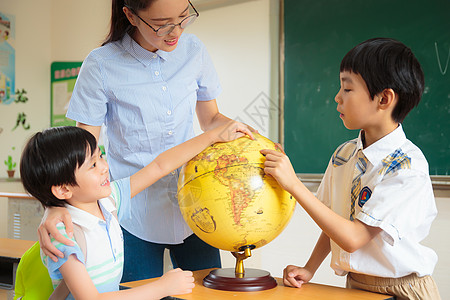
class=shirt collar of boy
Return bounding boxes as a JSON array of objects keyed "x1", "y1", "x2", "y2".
[
  {"x1": 65, "y1": 198, "x2": 117, "y2": 230},
  {"x1": 358, "y1": 124, "x2": 406, "y2": 167},
  {"x1": 121, "y1": 33, "x2": 172, "y2": 66}
]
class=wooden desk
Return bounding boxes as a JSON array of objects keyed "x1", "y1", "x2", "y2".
[
  {"x1": 0, "y1": 238, "x2": 35, "y2": 290},
  {"x1": 122, "y1": 268, "x2": 394, "y2": 299}
]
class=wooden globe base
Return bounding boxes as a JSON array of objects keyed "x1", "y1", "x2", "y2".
[{"x1": 203, "y1": 268, "x2": 277, "y2": 292}]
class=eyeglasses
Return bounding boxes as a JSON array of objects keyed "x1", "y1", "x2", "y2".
[{"x1": 126, "y1": 1, "x2": 199, "y2": 37}]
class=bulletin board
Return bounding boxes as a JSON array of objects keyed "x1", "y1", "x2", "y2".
[{"x1": 50, "y1": 62, "x2": 82, "y2": 127}]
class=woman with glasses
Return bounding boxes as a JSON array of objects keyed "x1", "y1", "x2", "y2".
[{"x1": 38, "y1": 0, "x2": 254, "y2": 283}]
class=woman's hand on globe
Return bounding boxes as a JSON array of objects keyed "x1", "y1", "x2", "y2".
[
  {"x1": 260, "y1": 148, "x2": 298, "y2": 193},
  {"x1": 211, "y1": 120, "x2": 255, "y2": 143},
  {"x1": 283, "y1": 265, "x2": 314, "y2": 288}
]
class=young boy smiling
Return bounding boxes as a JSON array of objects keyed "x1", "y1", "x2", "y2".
[
  {"x1": 20, "y1": 123, "x2": 252, "y2": 299},
  {"x1": 261, "y1": 38, "x2": 440, "y2": 299}
]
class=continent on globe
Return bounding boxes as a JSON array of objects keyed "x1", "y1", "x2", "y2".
[
  {"x1": 191, "y1": 207, "x2": 216, "y2": 233},
  {"x1": 177, "y1": 133, "x2": 295, "y2": 252}
]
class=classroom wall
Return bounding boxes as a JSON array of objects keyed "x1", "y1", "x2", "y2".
[
  {"x1": 51, "y1": 0, "x2": 110, "y2": 61},
  {"x1": 186, "y1": 0, "x2": 280, "y2": 139},
  {"x1": 0, "y1": 0, "x2": 52, "y2": 179},
  {"x1": 0, "y1": 0, "x2": 52, "y2": 239},
  {"x1": 0, "y1": 0, "x2": 448, "y2": 298},
  {"x1": 0, "y1": 0, "x2": 110, "y2": 175},
  {"x1": 0, "y1": 0, "x2": 111, "y2": 243}
]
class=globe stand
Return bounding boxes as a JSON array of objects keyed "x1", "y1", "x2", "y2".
[{"x1": 203, "y1": 245, "x2": 277, "y2": 292}]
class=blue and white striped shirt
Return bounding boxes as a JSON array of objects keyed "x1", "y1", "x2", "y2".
[
  {"x1": 67, "y1": 33, "x2": 222, "y2": 243},
  {"x1": 42, "y1": 178, "x2": 130, "y2": 298}
]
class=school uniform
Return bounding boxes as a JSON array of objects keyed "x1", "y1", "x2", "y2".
[
  {"x1": 41, "y1": 178, "x2": 129, "y2": 299},
  {"x1": 317, "y1": 125, "x2": 440, "y2": 299}
]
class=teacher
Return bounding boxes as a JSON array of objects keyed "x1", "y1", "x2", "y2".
[{"x1": 38, "y1": 0, "x2": 254, "y2": 282}]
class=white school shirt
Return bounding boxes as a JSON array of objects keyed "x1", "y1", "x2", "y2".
[
  {"x1": 66, "y1": 33, "x2": 222, "y2": 244},
  {"x1": 317, "y1": 125, "x2": 438, "y2": 278},
  {"x1": 41, "y1": 178, "x2": 130, "y2": 299}
]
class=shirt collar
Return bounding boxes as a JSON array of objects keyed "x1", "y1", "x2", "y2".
[
  {"x1": 359, "y1": 124, "x2": 406, "y2": 166},
  {"x1": 65, "y1": 197, "x2": 116, "y2": 230},
  {"x1": 156, "y1": 49, "x2": 171, "y2": 61},
  {"x1": 121, "y1": 33, "x2": 171, "y2": 66}
]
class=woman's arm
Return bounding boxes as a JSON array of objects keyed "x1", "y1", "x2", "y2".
[
  {"x1": 196, "y1": 99, "x2": 257, "y2": 132},
  {"x1": 129, "y1": 121, "x2": 254, "y2": 198},
  {"x1": 196, "y1": 99, "x2": 229, "y2": 131},
  {"x1": 77, "y1": 122, "x2": 101, "y2": 140}
]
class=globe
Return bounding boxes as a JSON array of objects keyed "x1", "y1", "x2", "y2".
[{"x1": 177, "y1": 133, "x2": 296, "y2": 253}]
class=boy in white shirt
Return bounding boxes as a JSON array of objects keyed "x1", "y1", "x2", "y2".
[
  {"x1": 261, "y1": 38, "x2": 440, "y2": 299},
  {"x1": 20, "y1": 122, "x2": 252, "y2": 300}
]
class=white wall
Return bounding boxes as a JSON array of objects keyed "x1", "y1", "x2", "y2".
[
  {"x1": 0, "y1": 0, "x2": 52, "y2": 177},
  {"x1": 51, "y1": 0, "x2": 110, "y2": 61},
  {"x1": 187, "y1": 0, "x2": 279, "y2": 140},
  {"x1": 422, "y1": 197, "x2": 450, "y2": 298},
  {"x1": 0, "y1": 0, "x2": 52, "y2": 239}
]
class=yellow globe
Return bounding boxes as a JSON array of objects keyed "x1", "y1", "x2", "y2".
[{"x1": 177, "y1": 133, "x2": 296, "y2": 252}]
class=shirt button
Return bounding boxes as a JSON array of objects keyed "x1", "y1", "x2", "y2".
[
  {"x1": 155, "y1": 71, "x2": 159, "y2": 76},
  {"x1": 153, "y1": 54, "x2": 157, "y2": 58},
  {"x1": 171, "y1": 171, "x2": 176, "y2": 175},
  {"x1": 168, "y1": 130, "x2": 173, "y2": 135},
  {"x1": 167, "y1": 110, "x2": 172, "y2": 115},
  {"x1": 162, "y1": 86, "x2": 167, "y2": 91}
]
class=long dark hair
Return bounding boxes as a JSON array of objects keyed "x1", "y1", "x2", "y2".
[{"x1": 102, "y1": 0, "x2": 156, "y2": 46}]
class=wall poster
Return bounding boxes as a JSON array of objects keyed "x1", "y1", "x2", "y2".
[
  {"x1": 51, "y1": 61, "x2": 82, "y2": 127},
  {"x1": 0, "y1": 11, "x2": 15, "y2": 104}
]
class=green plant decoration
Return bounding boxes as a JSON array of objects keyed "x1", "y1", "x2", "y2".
[{"x1": 4, "y1": 155, "x2": 16, "y2": 170}]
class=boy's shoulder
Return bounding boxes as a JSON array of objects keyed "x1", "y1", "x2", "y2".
[
  {"x1": 53, "y1": 222, "x2": 75, "y2": 241},
  {"x1": 379, "y1": 137, "x2": 429, "y2": 176},
  {"x1": 331, "y1": 127, "x2": 429, "y2": 175},
  {"x1": 40, "y1": 222, "x2": 84, "y2": 274},
  {"x1": 332, "y1": 138, "x2": 358, "y2": 167},
  {"x1": 375, "y1": 126, "x2": 429, "y2": 175}
]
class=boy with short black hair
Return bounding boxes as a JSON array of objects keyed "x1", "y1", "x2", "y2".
[
  {"x1": 261, "y1": 38, "x2": 441, "y2": 299},
  {"x1": 20, "y1": 123, "x2": 252, "y2": 299}
]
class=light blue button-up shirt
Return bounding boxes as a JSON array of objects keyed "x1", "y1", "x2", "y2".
[{"x1": 67, "y1": 33, "x2": 222, "y2": 243}]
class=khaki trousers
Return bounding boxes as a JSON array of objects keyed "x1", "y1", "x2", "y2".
[{"x1": 347, "y1": 272, "x2": 441, "y2": 300}]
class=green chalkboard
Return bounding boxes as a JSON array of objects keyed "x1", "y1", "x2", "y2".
[{"x1": 284, "y1": 0, "x2": 450, "y2": 175}]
